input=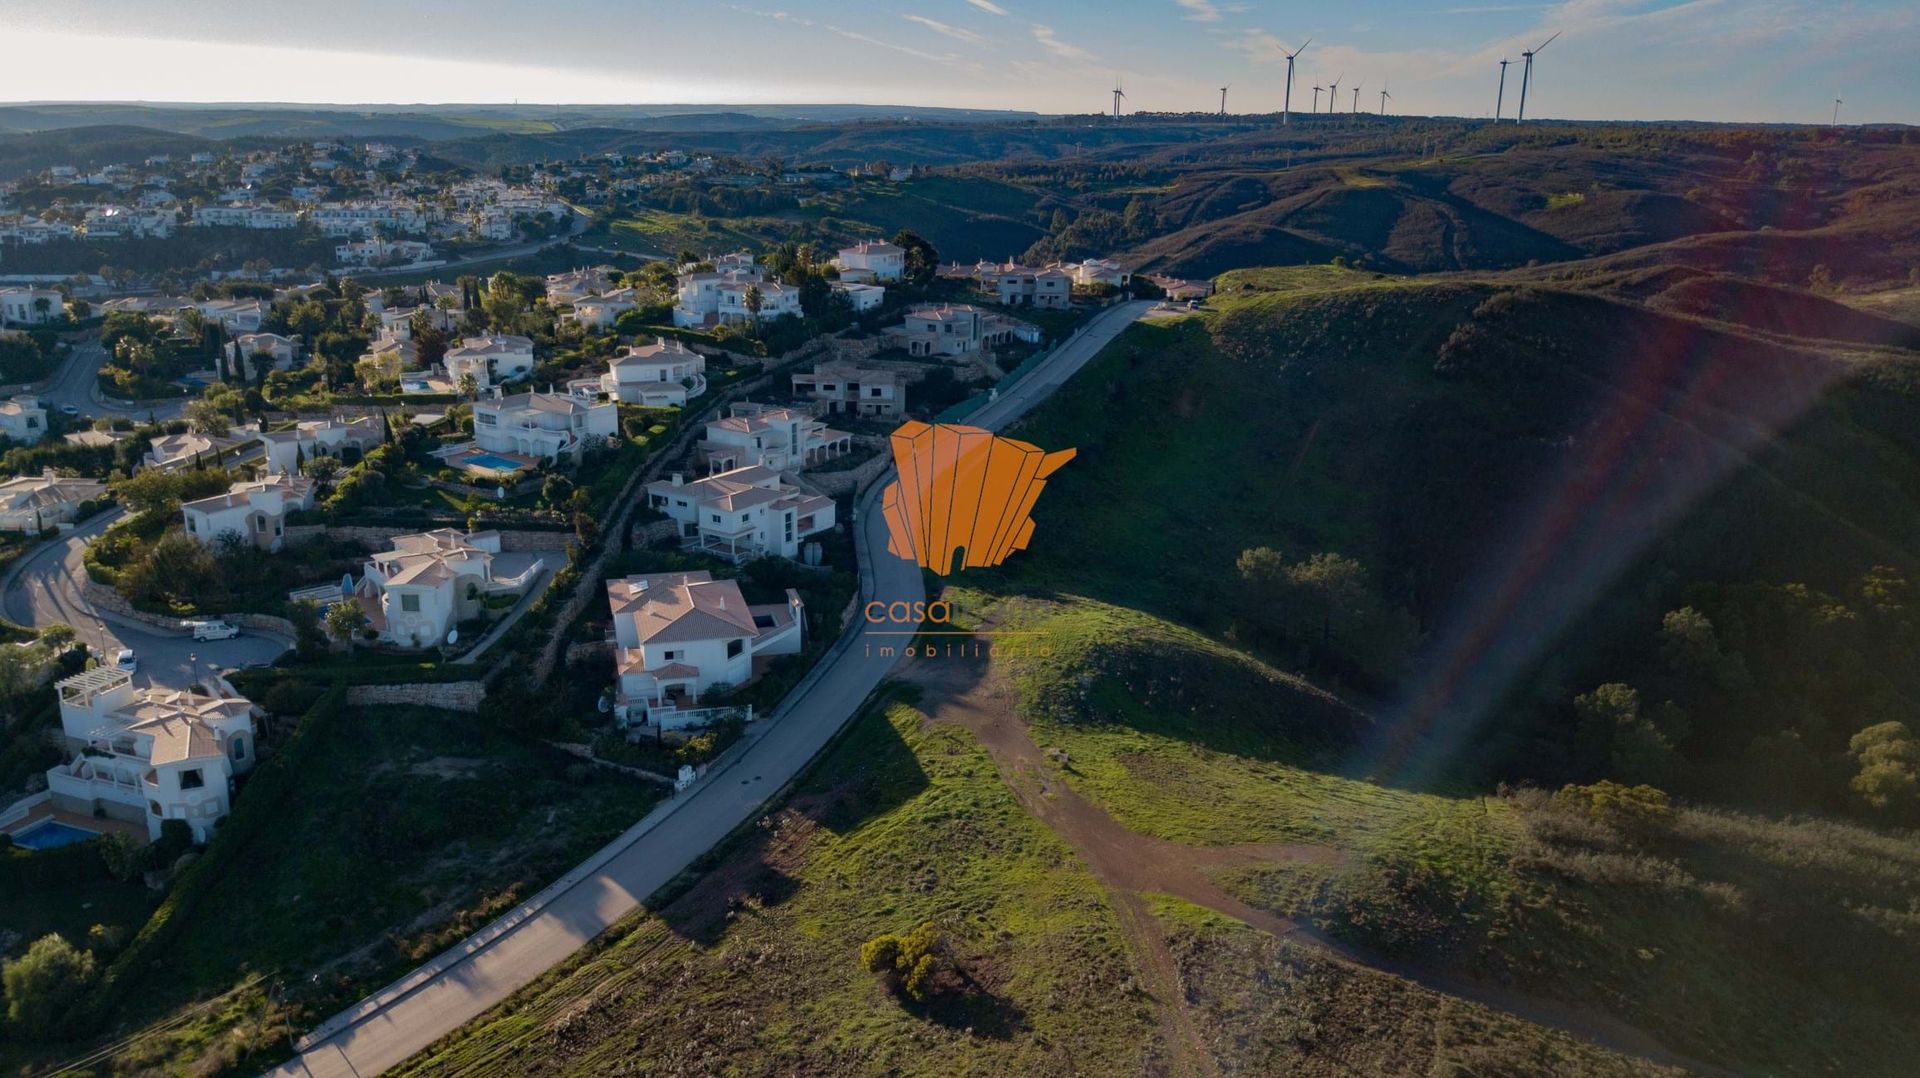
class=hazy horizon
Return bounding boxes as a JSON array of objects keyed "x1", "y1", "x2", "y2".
[{"x1": 2, "y1": 1, "x2": 1915, "y2": 126}]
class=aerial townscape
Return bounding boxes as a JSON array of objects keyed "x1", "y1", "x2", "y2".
[{"x1": 0, "y1": 3, "x2": 1918, "y2": 1076}]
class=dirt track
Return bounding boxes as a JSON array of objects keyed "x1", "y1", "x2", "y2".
[{"x1": 901, "y1": 653, "x2": 1732, "y2": 1078}]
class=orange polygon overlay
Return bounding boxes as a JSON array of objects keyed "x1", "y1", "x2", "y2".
[{"x1": 879, "y1": 421, "x2": 1077, "y2": 576}]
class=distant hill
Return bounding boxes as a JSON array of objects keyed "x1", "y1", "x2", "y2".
[{"x1": 0, "y1": 124, "x2": 216, "y2": 177}]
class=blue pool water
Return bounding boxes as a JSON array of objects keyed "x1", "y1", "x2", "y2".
[
  {"x1": 10, "y1": 820, "x2": 101, "y2": 850},
  {"x1": 464, "y1": 453, "x2": 528, "y2": 473}
]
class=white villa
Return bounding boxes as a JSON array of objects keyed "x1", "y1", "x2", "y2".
[
  {"x1": 181, "y1": 474, "x2": 316, "y2": 552},
  {"x1": 573, "y1": 338, "x2": 707, "y2": 407},
  {"x1": 792, "y1": 363, "x2": 906, "y2": 419},
  {"x1": 0, "y1": 287, "x2": 63, "y2": 325},
  {"x1": 471, "y1": 388, "x2": 618, "y2": 463},
  {"x1": 0, "y1": 395, "x2": 48, "y2": 444},
  {"x1": 833, "y1": 281, "x2": 886, "y2": 313},
  {"x1": 255, "y1": 414, "x2": 384, "y2": 474},
  {"x1": 718, "y1": 278, "x2": 801, "y2": 324},
  {"x1": 145, "y1": 431, "x2": 245, "y2": 470},
  {"x1": 0, "y1": 471, "x2": 106, "y2": 533},
  {"x1": 607, "y1": 571, "x2": 804, "y2": 729},
  {"x1": 565, "y1": 290, "x2": 638, "y2": 332},
  {"x1": 834, "y1": 240, "x2": 906, "y2": 283},
  {"x1": 700, "y1": 402, "x2": 851, "y2": 473},
  {"x1": 545, "y1": 266, "x2": 619, "y2": 306},
  {"x1": 45, "y1": 667, "x2": 257, "y2": 842},
  {"x1": 885, "y1": 304, "x2": 1034, "y2": 357},
  {"x1": 645, "y1": 465, "x2": 838, "y2": 562},
  {"x1": 232, "y1": 332, "x2": 302, "y2": 370},
  {"x1": 444, "y1": 334, "x2": 535, "y2": 389},
  {"x1": 196, "y1": 298, "x2": 268, "y2": 333},
  {"x1": 1073, "y1": 258, "x2": 1133, "y2": 288},
  {"x1": 350, "y1": 529, "x2": 539, "y2": 648}
]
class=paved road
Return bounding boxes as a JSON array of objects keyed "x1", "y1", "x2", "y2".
[
  {"x1": 268, "y1": 299, "x2": 1153, "y2": 1078},
  {"x1": 26, "y1": 334, "x2": 190, "y2": 423},
  {"x1": 1, "y1": 508, "x2": 289, "y2": 689}
]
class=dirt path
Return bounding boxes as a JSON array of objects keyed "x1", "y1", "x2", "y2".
[{"x1": 902, "y1": 655, "x2": 1733, "y2": 1078}]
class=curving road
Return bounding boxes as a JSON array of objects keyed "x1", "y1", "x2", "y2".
[
  {"x1": 2, "y1": 507, "x2": 290, "y2": 689},
  {"x1": 267, "y1": 300, "x2": 1153, "y2": 1078}
]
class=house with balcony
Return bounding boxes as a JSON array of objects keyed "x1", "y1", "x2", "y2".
[
  {"x1": 644, "y1": 465, "x2": 837, "y2": 563},
  {"x1": 700, "y1": 402, "x2": 851, "y2": 473},
  {"x1": 443, "y1": 333, "x2": 535, "y2": 389},
  {"x1": 0, "y1": 471, "x2": 106, "y2": 533},
  {"x1": 180, "y1": 473, "x2": 316, "y2": 553},
  {"x1": 45, "y1": 667, "x2": 257, "y2": 842},
  {"x1": 834, "y1": 240, "x2": 906, "y2": 283},
  {"x1": 0, "y1": 395, "x2": 48, "y2": 444},
  {"x1": 470, "y1": 388, "x2": 617, "y2": 463},
  {"x1": 791, "y1": 363, "x2": 906, "y2": 419},
  {"x1": 717, "y1": 278, "x2": 801, "y2": 325},
  {"x1": 884, "y1": 304, "x2": 1033, "y2": 357},
  {"x1": 349, "y1": 529, "x2": 541, "y2": 649},
  {"x1": 573, "y1": 338, "x2": 707, "y2": 407},
  {"x1": 565, "y1": 289, "x2": 638, "y2": 332},
  {"x1": 606, "y1": 571, "x2": 804, "y2": 729}
]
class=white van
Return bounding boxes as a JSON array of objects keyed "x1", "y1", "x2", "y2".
[{"x1": 189, "y1": 620, "x2": 240, "y2": 641}]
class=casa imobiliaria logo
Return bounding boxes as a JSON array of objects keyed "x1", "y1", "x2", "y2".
[{"x1": 879, "y1": 421, "x2": 1077, "y2": 576}]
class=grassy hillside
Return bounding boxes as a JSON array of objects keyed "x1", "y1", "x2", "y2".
[
  {"x1": 928, "y1": 588, "x2": 1920, "y2": 1076},
  {"x1": 396, "y1": 695, "x2": 1158, "y2": 1076}
]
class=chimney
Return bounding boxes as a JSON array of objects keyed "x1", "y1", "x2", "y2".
[{"x1": 671, "y1": 472, "x2": 684, "y2": 487}]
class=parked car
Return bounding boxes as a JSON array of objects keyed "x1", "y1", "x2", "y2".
[
  {"x1": 188, "y1": 619, "x2": 240, "y2": 641},
  {"x1": 114, "y1": 648, "x2": 137, "y2": 672},
  {"x1": 59, "y1": 403, "x2": 81, "y2": 417}
]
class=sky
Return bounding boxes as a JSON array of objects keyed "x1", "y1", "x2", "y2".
[{"x1": 0, "y1": 0, "x2": 1914, "y2": 125}]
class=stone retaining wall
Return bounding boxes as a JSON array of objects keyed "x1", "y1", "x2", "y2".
[
  {"x1": 564, "y1": 639, "x2": 615, "y2": 668},
  {"x1": 82, "y1": 580, "x2": 295, "y2": 640},
  {"x1": 346, "y1": 681, "x2": 486, "y2": 712},
  {"x1": 629, "y1": 519, "x2": 679, "y2": 547},
  {"x1": 805, "y1": 451, "x2": 892, "y2": 497}
]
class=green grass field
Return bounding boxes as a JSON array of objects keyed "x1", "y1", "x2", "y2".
[{"x1": 396, "y1": 694, "x2": 1154, "y2": 1075}]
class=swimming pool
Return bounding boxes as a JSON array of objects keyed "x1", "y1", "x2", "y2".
[
  {"x1": 462, "y1": 452, "x2": 529, "y2": 474},
  {"x1": 10, "y1": 819, "x2": 101, "y2": 850}
]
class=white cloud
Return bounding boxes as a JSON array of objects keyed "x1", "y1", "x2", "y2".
[
  {"x1": 966, "y1": 0, "x2": 1010, "y2": 14},
  {"x1": 1174, "y1": 0, "x2": 1222, "y2": 21},
  {"x1": 902, "y1": 14, "x2": 987, "y2": 45},
  {"x1": 1031, "y1": 24, "x2": 1096, "y2": 63}
]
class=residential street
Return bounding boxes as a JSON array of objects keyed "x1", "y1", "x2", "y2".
[
  {"x1": 1, "y1": 508, "x2": 289, "y2": 689},
  {"x1": 269, "y1": 299, "x2": 1153, "y2": 1078},
  {"x1": 31, "y1": 334, "x2": 189, "y2": 422}
]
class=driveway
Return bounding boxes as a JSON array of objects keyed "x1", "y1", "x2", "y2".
[
  {"x1": 268, "y1": 300, "x2": 1154, "y2": 1078},
  {"x1": 1, "y1": 509, "x2": 290, "y2": 689}
]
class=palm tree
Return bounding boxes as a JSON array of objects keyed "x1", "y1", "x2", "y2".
[{"x1": 743, "y1": 284, "x2": 764, "y2": 330}]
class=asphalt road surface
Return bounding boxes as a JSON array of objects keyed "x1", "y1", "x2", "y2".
[
  {"x1": 1, "y1": 508, "x2": 289, "y2": 688},
  {"x1": 268, "y1": 299, "x2": 1153, "y2": 1077}
]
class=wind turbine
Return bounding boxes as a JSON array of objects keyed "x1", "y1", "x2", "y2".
[
  {"x1": 1282, "y1": 38, "x2": 1311, "y2": 126},
  {"x1": 1327, "y1": 73, "x2": 1343, "y2": 115},
  {"x1": 1380, "y1": 82, "x2": 1393, "y2": 115},
  {"x1": 1312, "y1": 85, "x2": 1323, "y2": 112},
  {"x1": 1352, "y1": 81, "x2": 1364, "y2": 114},
  {"x1": 1111, "y1": 81, "x2": 1126, "y2": 119},
  {"x1": 1516, "y1": 31, "x2": 1560, "y2": 122},
  {"x1": 1495, "y1": 58, "x2": 1511, "y2": 121},
  {"x1": 1832, "y1": 96, "x2": 1843, "y2": 125},
  {"x1": 1220, "y1": 85, "x2": 1230, "y2": 116}
]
